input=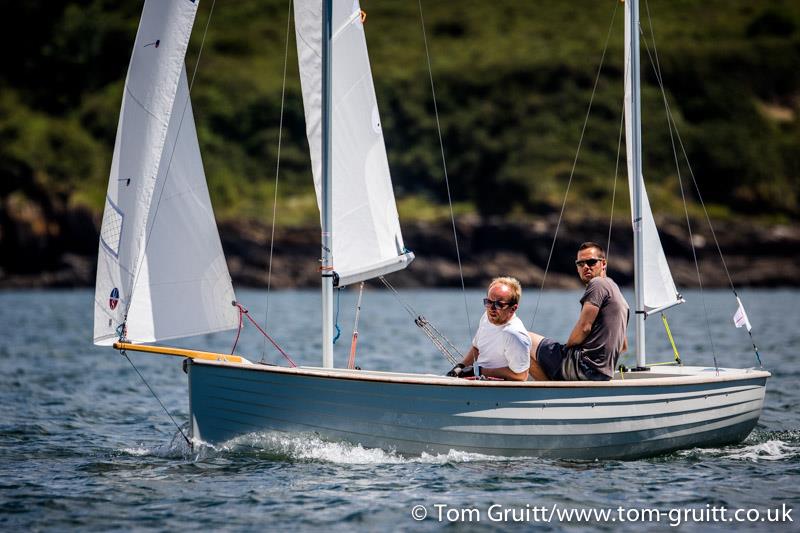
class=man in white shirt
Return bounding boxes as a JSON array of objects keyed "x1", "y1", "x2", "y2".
[{"x1": 447, "y1": 277, "x2": 531, "y2": 381}]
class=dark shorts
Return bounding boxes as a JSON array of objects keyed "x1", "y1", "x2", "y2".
[{"x1": 536, "y1": 338, "x2": 610, "y2": 381}]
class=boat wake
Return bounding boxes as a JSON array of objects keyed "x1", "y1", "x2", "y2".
[
  {"x1": 192, "y1": 431, "x2": 522, "y2": 465},
  {"x1": 677, "y1": 430, "x2": 800, "y2": 462},
  {"x1": 124, "y1": 428, "x2": 800, "y2": 464}
]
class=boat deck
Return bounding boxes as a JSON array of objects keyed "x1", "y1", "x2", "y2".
[{"x1": 198, "y1": 359, "x2": 770, "y2": 387}]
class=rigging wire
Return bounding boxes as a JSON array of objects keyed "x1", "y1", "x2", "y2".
[
  {"x1": 120, "y1": 350, "x2": 191, "y2": 446},
  {"x1": 115, "y1": 2, "x2": 217, "y2": 446},
  {"x1": 606, "y1": 97, "x2": 626, "y2": 261},
  {"x1": 639, "y1": 4, "x2": 719, "y2": 371},
  {"x1": 262, "y1": 0, "x2": 294, "y2": 362},
  {"x1": 417, "y1": 0, "x2": 472, "y2": 340},
  {"x1": 234, "y1": 302, "x2": 297, "y2": 367},
  {"x1": 642, "y1": 0, "x2": 762, "y2": 366},
  {"x1": 230, "y1": 302, "x2": 244, "y2": 354},
  {"x1": 529, "y1": 0, "x2": 620, "y2": 330},
  {"x1": 123, "y1": 0, "x2": 218, "y2": 323}
]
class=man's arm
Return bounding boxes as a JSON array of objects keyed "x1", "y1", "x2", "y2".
[
  {"x1": 479, "y1": 366, "x2": 528, "y2": 381},
  {"x1": 566, "y1": 302, "x2": 600, "y2": 348},
  {"x1": 461, "y1": 346, "x2": 479, "y2": 366}
]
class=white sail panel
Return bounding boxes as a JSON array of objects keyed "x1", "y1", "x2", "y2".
[
  {"x1": 125, "y1": 68, "x2": 237, "y2": 343},
  {"x1": 624, "y1": 7, "x2": 683, "y2": 315},
  {"x1": 294, "y1": 0, "x2": 413, "y2": 287},
  {"x1": 94, "y1": 0, "x2": 237, "y2": 345}
]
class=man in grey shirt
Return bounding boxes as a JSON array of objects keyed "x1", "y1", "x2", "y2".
[{"x1": 528, "y1": 242, "x2": 629, "y2": 381}]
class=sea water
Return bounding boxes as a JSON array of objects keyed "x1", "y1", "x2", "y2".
[{"x1": 1, "y1": 288, "x2": 798, "y2": 531}]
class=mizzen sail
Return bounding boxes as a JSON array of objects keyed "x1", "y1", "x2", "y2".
[
  {"x1": 93, "y1": 0, "x2": 237, "y2": 345},
  {"x1": 294, "y1": 0, "x2": 413, "y2": 287}
]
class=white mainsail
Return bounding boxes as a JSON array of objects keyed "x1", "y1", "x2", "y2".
[
  {"x1": 94, "y1": 0, "x2": 237, "y2": 345},
  {"x1": 294, "y1": 0, "x2": 414, "y2": 287},
  {"x1": 624, "y1": 6, "x2": 683, "y2": 315}
]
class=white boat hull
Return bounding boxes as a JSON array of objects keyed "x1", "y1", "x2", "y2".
[{"x1": 187, "y1": 361, "x2": 769, "y2": 459}]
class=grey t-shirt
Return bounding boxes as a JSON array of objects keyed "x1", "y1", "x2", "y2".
[{"x1": 578, "y1": 276, "x2": 630, "y2": 378}]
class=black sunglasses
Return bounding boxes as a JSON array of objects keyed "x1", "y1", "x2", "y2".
[
  {"x1": 575, "y1": 257, "x2": 604, "y2": 268},
  {"x1": 483, "y1": 298, "x2": 512, "y2": 310}
]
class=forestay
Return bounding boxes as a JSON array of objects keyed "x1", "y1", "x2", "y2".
[
  {"x1": 623, "y1": 6, "x2": 683, "y2": 316},
  {"x1": 294, "y1": 0, "x2": 414, "y2": 287},
  {"x1": 94, "y1": 0, "x2": 237, "y2": 346}
]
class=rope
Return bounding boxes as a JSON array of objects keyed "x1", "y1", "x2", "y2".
[
  {"x1": 529, "y1": 0, "x2": 619, "y2": 330},
  {"x1": 417, "y1": 0, "x2": 471, "y2": 340},
  {"x1": 414, "y1": 316, "x2": 460, "y2": 367},
  {"x1": 333, "y1": 288, "x2": 342, "y2": 344},
  {"x1": 639, "y1": 8, "x2": 719, "y2": 373},
  {"x1": 230, "y1": 302, "x2": 244, "y2": 355},
  {"x1": 661, "y1": 313, "x2": 681, "y2": 365},
  {"x1": 124, "y1": 0, "x2": 218, "y2": 324},
  {"x1": 119, "y1": 349, "x2": 190, "y2": 446},
  {"x1": 233, "y1": 302, "x2": 297, "y2": 367},
  {"x1": 263, "y1": 0, "x2": 293, "y2": 362},
  {"x1": 747, "y1": 330, "x2": 763, "y2": 368},
  {"x1": 347, "y1": 282, "x2": 365, "y2": 369},
  {"x1": 380, "y1": 276, "x2": 462, "y2": 366}
]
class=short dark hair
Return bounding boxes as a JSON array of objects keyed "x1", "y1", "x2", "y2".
[{"x1": 578, "y1": 241, "x2": 605, "y2": 258}]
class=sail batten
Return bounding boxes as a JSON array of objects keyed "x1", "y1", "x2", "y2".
[
  {"x1": 295, "y1": 0, "x2": 412, "y2": 284},
  {"x1": 93, "y1": 0, "x2": 237, "y2": 346}
]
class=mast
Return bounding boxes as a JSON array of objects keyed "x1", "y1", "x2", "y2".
[
  {"x1": 627, "y1": 0, "x2": 647, "y2": 369},
  {"x1": 321, "y1": 0, "x2": 334, "y2": 368}
]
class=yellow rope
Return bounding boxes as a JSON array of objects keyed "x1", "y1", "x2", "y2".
[
  {"x1": 617, "y1": 314, "x2": 682, "y2": 377},
  {"x1": 661, "y1": 313, "x2": 682, "y2": 365}
]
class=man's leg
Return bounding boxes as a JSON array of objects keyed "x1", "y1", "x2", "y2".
[{"x1": 528, "y1": 332, "x2": 549, "y2": 381}]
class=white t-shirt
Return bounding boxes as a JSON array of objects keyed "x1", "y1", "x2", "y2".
[{"x1": 472, "y1": 312, "x2": 531, "y2": 373}]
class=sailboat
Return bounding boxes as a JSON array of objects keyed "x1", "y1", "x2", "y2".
[{"x1": 94, "y1": 0, "x2": 769, "y2": 459}]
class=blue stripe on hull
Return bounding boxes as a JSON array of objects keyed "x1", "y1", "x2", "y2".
[{"x1": 188, "y1": 363, "x2": 767, "y2": 460}]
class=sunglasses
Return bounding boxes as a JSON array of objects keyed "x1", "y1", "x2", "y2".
[
  {"x1": 483, "y1": 298, "x2": 513, "y2": 310},
  {"x1": 575, "y1": 257, "x2": 604, "y2": 268}
]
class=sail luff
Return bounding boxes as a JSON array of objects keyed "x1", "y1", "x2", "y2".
[
  {"x1": 294, "y1": 0, "x2": 413, "y2": 292},
  {"x1": 93, "y1": 0, "x2": 237, "y2": 345}
]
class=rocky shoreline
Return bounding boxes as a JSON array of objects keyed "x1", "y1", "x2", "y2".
[{"x1": 1, "y1": 208, "x2": 798, "y2": 290}]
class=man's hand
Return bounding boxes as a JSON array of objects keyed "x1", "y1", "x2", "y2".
[
  {"x1": 446, "y1": 363, "x2": 465, "y2": 377},
  {"x1": 446, "y1": 364, "x2": 476, "y2": 378},
  {"x1": 447, "y1": 346, "x2": 479, "y2": 377}
]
